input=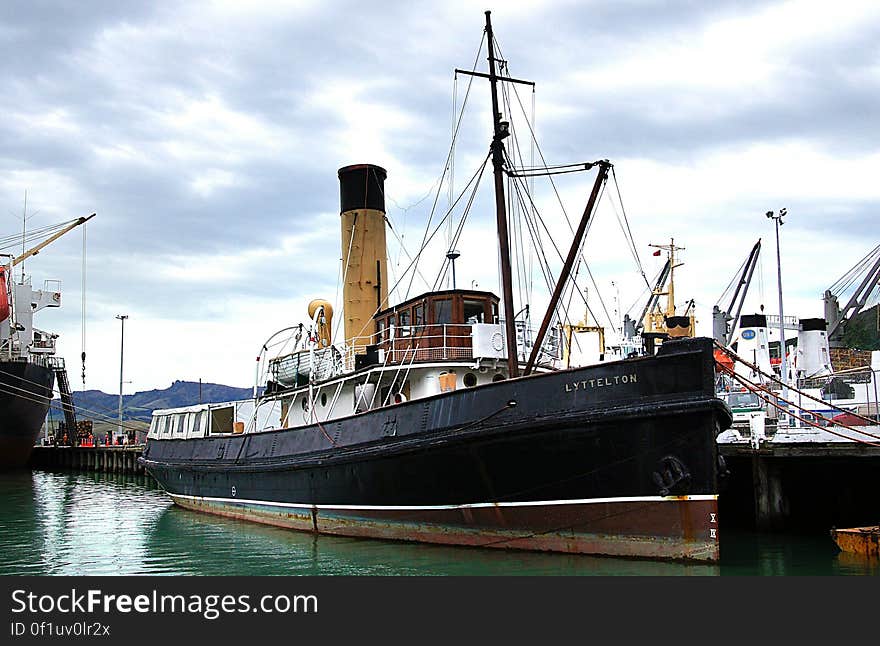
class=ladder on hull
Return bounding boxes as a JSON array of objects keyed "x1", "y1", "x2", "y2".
[{"x1": 53, "y1": 362, "x2": 77, "y2": 432}]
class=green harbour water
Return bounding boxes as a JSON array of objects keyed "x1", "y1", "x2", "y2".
[{"x1": 1, "y1": 469, "x2": 876, "y2": 576}]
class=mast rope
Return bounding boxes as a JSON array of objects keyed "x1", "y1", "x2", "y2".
[
  {"x1": 403, "y1": 29, "x2": 486, "y2": 301},
  {"x1": 610, "y1": 167, "x2": 651, "y2": 291},
  {"x1": 715, "y1": 251, "x2": 751, "y2": 309},
  {"x1": 828, "y1": 243, "x2": 880, "y2": 296},
  {"x1": 0, "y1": 367, "x2": 150, "y2": 436},
  {"x1": 722, "y1": 369, "x2": 880, "y2": 445},
  {"x1": 431, "y1": 157, "x2": 489, "y2": 291},
  {"x1": 342, "y1": 154, "x2": 492, "y2": 351},
  {"x1": 493, "y1": 39, "x2": 618, "y2": 334},
  {"x1": 0, "y1": 219, "x2": 78, "y2": 252},
  {"x1": 715, "y1": 341, "x2": 879, "y2": 428},
  {"x1": 504, "y1": 151, "x2": 614, "y2": 332}
]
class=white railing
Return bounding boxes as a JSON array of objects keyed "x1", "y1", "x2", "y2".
[
  {"x1": 346, "y1": 322, "x2": 562, "y2": 371},
  {"x1": 266, "y1": 322, "x2": 564, "y2": 387}
]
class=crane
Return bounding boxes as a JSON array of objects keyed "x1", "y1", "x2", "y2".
[
  {"x1": 824, "y1": 242, "x2": 880, "y2": 348},
  {"x1": 7, "y1": 213, "x2": 95, "y2": 268},
  {"x1": 634, "y1": 258, "x2": 671, "y2": 337},
  {"x1": 712, "y1": 239, "x2": 762, "y2": 346}
]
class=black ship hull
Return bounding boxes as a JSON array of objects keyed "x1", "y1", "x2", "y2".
[
  {"x1": 142, "y1": 338, "x2": 731, "y2": 561},
  {"x1": 0, "y1": 360, "x2": 55, "y2": 469}
]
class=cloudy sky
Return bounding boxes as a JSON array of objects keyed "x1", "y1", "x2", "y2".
[{"x1": 1, "y1": 0, "x2": 878, "y2": 395}]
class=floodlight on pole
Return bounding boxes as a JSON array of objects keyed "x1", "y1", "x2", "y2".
[
  {"x1": 116, "y1": 314, "x2": 128, "y2": 440},
  {"x1": 765, "y1": 209, "x2": 789, "y2": 422}
]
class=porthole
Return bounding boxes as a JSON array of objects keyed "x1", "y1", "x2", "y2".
[
  {"x1": 321, "y1": 393, "x2": 328, "y2": 407},
  {"x1": 492, "y1": 373, "x2": 506, "y2": 382},
  {"x1": 463, "y1": 372, "x2": 478, "y2": 388},
  {"x1": 301, "y1": 398, "x2": 308, "y2": 411}
]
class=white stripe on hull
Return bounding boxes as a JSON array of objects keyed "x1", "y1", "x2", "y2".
[{"x1": 167, "y1": 492, "x2": 717, "y2": 511}]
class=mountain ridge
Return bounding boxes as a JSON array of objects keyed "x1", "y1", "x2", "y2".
[{"x1": 50, "y1": 380, "x2": 254, "y2": 423}]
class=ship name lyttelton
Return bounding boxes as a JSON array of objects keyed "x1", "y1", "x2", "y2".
[{"x1": 565, "y1": 374, "x2": 638, "y2": 392}]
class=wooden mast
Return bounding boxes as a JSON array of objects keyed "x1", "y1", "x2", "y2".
[
  {"x1": 457, "y1": 12, "x2": 534, "y2": 377},
  {"x1": 485, "y1": 10, "x2": 520, "y2": 378}
]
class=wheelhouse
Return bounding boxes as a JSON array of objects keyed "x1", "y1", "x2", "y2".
[{"x1": 372, "y1": 289, "x2": 501, "y2": 364}]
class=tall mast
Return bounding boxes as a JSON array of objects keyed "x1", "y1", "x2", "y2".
[
  {"x1": 485, "y1": 11, "x2": 519, "y2": 377},
  {"x1": 456, "y1": 12, "x2": 534, "y2": 376}
]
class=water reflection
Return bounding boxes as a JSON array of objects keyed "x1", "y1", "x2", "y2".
[{"x1": 0, "y1": 470, "x2": 875, "y2": 576}]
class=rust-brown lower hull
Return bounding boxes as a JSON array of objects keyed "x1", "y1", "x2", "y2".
[
  {"x1": 831, "y1": 526, "x2": 880, "y2": 558},
  {"x1": 169, "y1": 494, "x2": 720, "y2": 561}
]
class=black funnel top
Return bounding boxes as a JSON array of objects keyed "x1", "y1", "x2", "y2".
[
  {"x1": 799, "y1": 318, "x2": 827, "y2": 332},
  {"x1": 665, "y1": 316, "x2": 691, "y2": 328},
  {"x1": 338, "y1": 164, "x2": 387, "y2": 214},
  {"x1": 740, "y1": 314, "x2": 768, "y2": 328}
]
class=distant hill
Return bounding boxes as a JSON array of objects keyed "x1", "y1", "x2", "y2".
[
  {"x1": 842, "y1": 304, "x2": 880, "y2": 350},
  {"x1": 49, "y1": 380, "x2": 255, "y2": 424}
]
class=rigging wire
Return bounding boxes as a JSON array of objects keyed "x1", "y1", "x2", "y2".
[
  {"x1": 717, "y1": 342, "x2": 880, "y2": 429},
  {"x1": 504, "y1": 149, "x2": 615, "y2": 333},
  {"x1": 829, "y1": 243, "x2": 880, "y2": 295},
  {"x1": 385, "y1": 178, "x2": 440, "y2": 278},
  {"x1": 496, "y1": 54, "x2": 580, "y2": 333},
  {"x1": 343, "y1": 154, "x2": 493, "y2": 348},
  {"x1": 494, "y1": 35, "x2": 618, "y2": 333},
  {"x1": 403, "y1": 29, "x2": 486, "y2": 301},
  {"x1": 0, "y1": 368, "x2": 148, "y2": 436},
  {"x1": 0, "y1": 219, "x2": 79, "y2": 252},
  {"x1": 432, "y1": 158, "x2": 490, "y2": 291},
  {"x1": 610, "y1": 167, "x2": 651, "y2": 291},
  {"x1": 449, "y1": 72, "x2": 458, "y2": 248},
  {"x1": 715, "y1": 251, "x2": 750, "y2": 309}
]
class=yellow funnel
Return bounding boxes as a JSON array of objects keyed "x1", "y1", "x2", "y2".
[{"x1": 338, "y1": 164, "x2": 388, "y2": 352}]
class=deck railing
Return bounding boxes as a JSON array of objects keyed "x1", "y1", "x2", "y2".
[{"x1": 267, "y1": 322, "x2": 563, "y2": 387}]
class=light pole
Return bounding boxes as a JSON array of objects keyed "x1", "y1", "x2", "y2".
[
  {"x1": 116, "y1": 314, "x2": 128, "y2": 441},
  {"x1": 766, "y1": 209, "x2": 788, "y2": 418}
]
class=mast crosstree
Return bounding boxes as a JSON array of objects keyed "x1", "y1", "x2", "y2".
[{"x1": 456, "y1": 11, "x2": 534, "y2": 377}]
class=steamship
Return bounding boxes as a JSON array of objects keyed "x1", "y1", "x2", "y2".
[{"x1": 141, "y1": 13, "x2": 730, "y2": 561}]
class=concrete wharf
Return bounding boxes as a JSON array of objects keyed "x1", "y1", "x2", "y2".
[
  {"x1": 719, "y1": 428, "x2": 880, "y2": 532},
  {"x1": 30, "y1": 445, "x2": 146, "y2": 475}
]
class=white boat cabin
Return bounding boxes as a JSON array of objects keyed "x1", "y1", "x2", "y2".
[{"x1": 148, "y1": 289, "x2": 565, "y2": 441}]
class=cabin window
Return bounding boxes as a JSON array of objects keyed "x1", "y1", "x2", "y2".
[
  {"x1": 463, "y1": 299, "x2": 485, "y2": 323},
  {"x1": 413, "y1": 303, "x2": 425, "y2": 326},
  {"x1": 192, "y1": 411, "x2": 203, "y2": 435},
  {"x1": 398, "y1": 308, "x2": 411, "y2": 327},
  {"x1": 162, "y1": 417, "x2": 172, "y2": 435},
  {"x1": 210, "y1": 407, "x2": 234, "y2": 434},
  {"x1": 175, "y1": 416, "x2": 185, "y2": 434},
  {"x1": 435, "y1": 298, "x2": 452, "y2": 324},
  {"x1": 492, "y1": 302, "x2": 499, "y2": 323},
  {"x1": 397, "y1": 308, "x2": 411, "y2": 337},
  {"x1": 377, "y1": 318, "x2": 386, "y2": 343}
]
